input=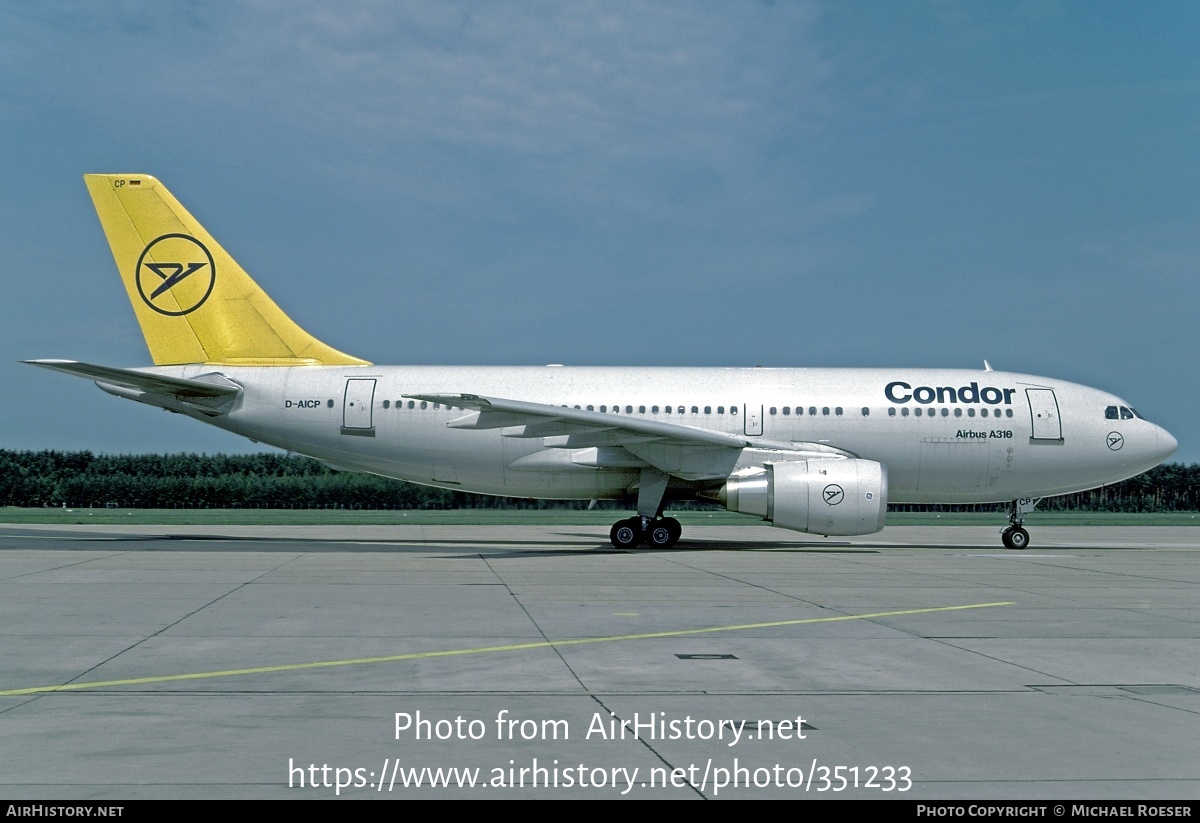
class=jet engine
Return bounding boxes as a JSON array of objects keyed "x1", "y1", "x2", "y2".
[{"x1": 715, "y1": 458, "x2": 888, "y2": 536}]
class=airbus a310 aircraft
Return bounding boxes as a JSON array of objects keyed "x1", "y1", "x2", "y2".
[{"x1": 28, "y1": 175, "x2": 1177, "y2": 550}]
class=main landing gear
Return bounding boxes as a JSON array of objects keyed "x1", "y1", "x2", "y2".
[
  {"x1": 609, "y1": 467, "x2": 682, "y2": 549},
  {"x1": 1001, "y1": 499, "x2": 1037, "y2": 550},
  {"x1": 609, "y1": 515, "x2": 682, "y2": 549}
]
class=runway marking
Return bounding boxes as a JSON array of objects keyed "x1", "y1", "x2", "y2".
[{"x1": 0, "y1": 601, "x2": 1013, "y2": 696}]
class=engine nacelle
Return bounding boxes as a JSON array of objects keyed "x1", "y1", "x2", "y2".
[{"x1": 718, "y1": 458, "x2": 888, "y2": 536}]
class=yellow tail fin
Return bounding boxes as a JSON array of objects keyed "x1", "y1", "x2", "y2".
[{"x1": 84, "y1": 174, "x2": 370, "y2": 367}]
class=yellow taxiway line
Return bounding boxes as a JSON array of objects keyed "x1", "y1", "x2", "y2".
[{"x1": 0, "y1": 602, "x2": 1014, "y2": 696}]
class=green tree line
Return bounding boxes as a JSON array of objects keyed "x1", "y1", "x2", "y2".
[
  {"x1": 1, "y1": 450, "x2": 1197, "y2": 512},
  {"x1": 0, "y1": 450, "x2": 603, "y2": 510}
]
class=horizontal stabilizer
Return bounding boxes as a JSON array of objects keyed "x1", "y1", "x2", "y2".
[{"x1": 25, "y1": 360, "x2": 241, "y2": 398}]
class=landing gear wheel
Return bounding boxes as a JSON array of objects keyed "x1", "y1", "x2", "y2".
[
  {"x1": 664, "y1": 517, "x2": 682, "y2": 544},
  {"x1": 610, "y1": 518, "x2": 643, "y2": 549},
  {"x1": 1002, "y1": 526, "x2": 1030, "y2": 550},
  {"x1": 646, "y1": 517, "x2": 681, "y2": 549}
]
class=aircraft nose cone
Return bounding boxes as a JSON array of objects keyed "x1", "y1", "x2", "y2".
[{"x1": 1157, "y1": 427, "x2": 1178, "y2": 462}]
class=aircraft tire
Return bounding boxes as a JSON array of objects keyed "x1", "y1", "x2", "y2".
[
  {"x1": 664, "y1": 517, "x2": 682, "y2": 544},
  {"x1": 1002, "y1": 526, "x2": 1030, "y2": 550},
  {"x1": 646, "y1": 520, "x2": 678, "y2": 549},
  {"x1": 610, "y1": 518, "x2": 643, "y2": 549}
]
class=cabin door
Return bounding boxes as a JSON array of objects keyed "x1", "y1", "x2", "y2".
[
  {"x1": 1026, "y1": 389, "x2": 1062, "y2": 440},
  {"x1": 342, "y1": 378, "x2": 376, "y2": 436}
]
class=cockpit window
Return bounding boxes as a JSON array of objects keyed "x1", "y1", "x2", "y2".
[{"x1": 1107, "y1": 404, "x2": 1145, "y2": 421}]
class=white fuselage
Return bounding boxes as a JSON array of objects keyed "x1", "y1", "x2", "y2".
[{"x1": 145, "y1": 364, "x2": 1176, "y2": 505}]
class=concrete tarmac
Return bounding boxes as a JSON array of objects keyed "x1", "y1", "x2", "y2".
[{"x1": 1, "y1": 523, "x2": 1197, "y2": 799}]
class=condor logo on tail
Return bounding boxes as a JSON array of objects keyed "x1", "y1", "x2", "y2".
[{"x1": 135, "y1": 234, "x2": 216, "y2": 316}]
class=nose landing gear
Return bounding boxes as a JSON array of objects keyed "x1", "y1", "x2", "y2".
[
  {"x1": 1001, "y1": 525, "x2": 1030, "y2": 550},
  {"x1": 1001, "y1": 498, "x2": 1038, "y2": 550}
]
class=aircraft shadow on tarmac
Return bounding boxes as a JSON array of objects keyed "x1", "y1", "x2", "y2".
[{"x1": 0, "y1": 527, "x2": 887, "y2": 555}]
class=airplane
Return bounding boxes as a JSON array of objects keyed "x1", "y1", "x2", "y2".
[{"x1": 26, "y1": 174, "x2": 1178, "y2": 551}]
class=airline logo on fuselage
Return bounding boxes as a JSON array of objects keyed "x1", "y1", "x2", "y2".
[
  {"x1": 885, "y1": 381, "x2": 1017, "y2": 406},
  {"x1": 135, "y1": 234, "x2": 216, "y2": 316}
]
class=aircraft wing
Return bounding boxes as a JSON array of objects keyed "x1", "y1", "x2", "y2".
[{"x1": 406, "y1": 392, "x2": 852, "y2": 481}]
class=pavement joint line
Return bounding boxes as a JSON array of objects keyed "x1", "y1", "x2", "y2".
[{"x1": 0, "y1": 601, "x2": 1014, "y2": 696}]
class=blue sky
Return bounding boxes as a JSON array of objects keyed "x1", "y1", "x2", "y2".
[{"x1": 3, "y1": 1, "x2": 1198, "y2": 462}]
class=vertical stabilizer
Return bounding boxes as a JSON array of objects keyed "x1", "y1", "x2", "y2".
[{"x1": 84, "y1": 174, "x2": 369, "y2": 366}]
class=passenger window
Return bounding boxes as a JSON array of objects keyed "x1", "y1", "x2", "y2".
[
  {"x1": 941, "y1": 408, "x2": 949, "y2": 417},
  {"x1": 809, "y1": 407, "x2": 817, "y2": 416},
  {"x1": 835, "y1": 407, "x2": 843, "y2": 416},
  {"x1": 420, "y1": 401, "x2": 427, "y2": 409},
  {"x1": 981, "y1": 408, "x2": 988, "y2": 418},
  {"x1": 652, "y1": 405, "x2": 659, "y2": 413},
  {"x1": 769, "y1": 407, "x2": 777, "y2": 415},
  {"x1": 822, "y1": 407, "x2": 830, "y2": 416},
  {"x1": 599, "y1": 405, "x2": 606, "y2": 413},
  {"x1": 690, "y1": 406, "x2": 698, "y2": 414},
  {"x1": 382, "y1": 400, "x2": 390, "y2": 409},
  {"x1": 638, "y1": 405, "x2": 646, "y2": 414},
  {"x1": 967, "y1": 408, "x2": 975, "y2": 417},
  {"x1": 678, "y1": 406, "x2": 685, "y2": 414},
  {"x1": 1006, "y1": 409, "x2": 1013, "y2": 418},
  {"x1": 731, "y1": 406, "x2": 738, "y2": 415},
  {"x1": 954, "y1": 408, "x2": 962, "y2": 417},
  {"x1": 717, "y1": 406, "x2": 725, "y2": 414},
  {"x1": 888, "y1": 408, "x2": 896, "y2": 417},
  {"x1": 704, "y1": 406, "x2": 712, "y2": 414},
  {"x1": 901, "y1": 408, "x2": 910, "y2": 417},
  {"x1": 861, "y1": 407, "x2": 869, "y2": 416},
  {"x1": 782, "y1": 407, "x2": 790, "y2": 416}
]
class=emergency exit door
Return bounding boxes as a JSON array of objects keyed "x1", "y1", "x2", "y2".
[{"x1": 744, "y1": 404, "x2": 763, "y2": 436}]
